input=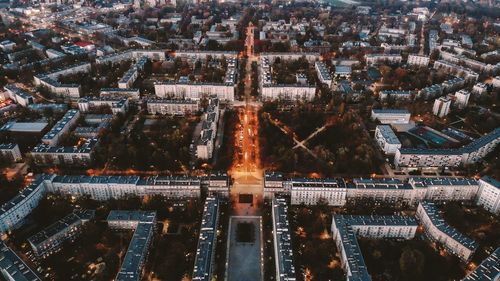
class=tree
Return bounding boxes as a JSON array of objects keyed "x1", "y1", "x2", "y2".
[{"x1": 399, "y1": 247, "x2": 425, "y2": 280}]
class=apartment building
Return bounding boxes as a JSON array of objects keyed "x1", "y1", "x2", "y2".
[
  {"x1": 434, "y1": 60, "x2": 479, "y2": 81},
  {"x1": 454, "y1": 90, "x2": 470, "y2": 109},
  {"x1": 192, "y1": 196, "x2": 219, "y2": 281},
  {"x1": 30, "y1": 138, "x2": 98, "y2": 167},
  {"x1": 347, "y1": 178, "x2": 414, "y2": 205},
  {"x1": 0, "y1": 176, "x2": 50, "y2": 233},
  {"x1": 416, "y1": 202, "x2": 477, "y2": 261},
  {"x1": 272, "y1": 197, "x2": 296, "y2": 281},
  {"x1": 4, "y1": 84, "x2": 35, "y2": 107},
  {"x1": 197, "y1": 97, "x2": 220, "y2": 160},
  {"x1": 379, "y1": 90, "x2": 413, "y2": 101},
  {"x1": 260, "y1": 52, "x2": 319, "y2": 63},
  {"x1": 100, "y1": 88, "x2": 140, "y2": 100},
  {"x1": 154, "y1": 81, "x2": 235, "y2": 102},
  {"x1": 365, "y1": 54, "x2": 402, "y2": 65},
  {"x1": 174, "y1": 50, "x2": 238, "y2": 61},
  {"x1": 146, "y1": 99, "x2": 199, "y2": 115},
  {"x1": 0, "y1": 242, "x2": 42, "y2": 281},
  {"x1": 371, "y1": 109, "x2": 411, "y2": 124},
  {"x1": 462, "y1": 247, "x2": 500, "y2": 281},
  {"x1": 118, "y1": 57, "x2": 147, "y2": 89},
  {"x1": 261, "y1": 85, "x2": 316, "y2": 101},
  {"x1": 433, "y1": 96, "x2": 451, "y2": 118},
  {"x1": 78, "y1": 97, "x2": 129, "y2": 115},
  {"x1": 374, "y1": 125, "x2": 401, "y2": 154},
  {"x1": 290, "y1": 178, "x2": 347, "y2": 206},
  {"x1": 107, "y1": 211, "x2": 156, "y2": 281},
  {"x1": 41, "y1": 109, "x2": 80, "y2": 146},
  {"x1": 409, "y1": 177, "x2": 479, "y2": 202},
  {"x1": 28, "y1": 209, "x2": 95, "y2": 258},
  {"x1": 472, "y1": 83, "x2": 488, "y2": 95},
  {"x1": 315, "y1": 61, "x2": 332, "y2": 87},
  {"x1": 395, "y1": 128, "x2": 500, "y2": 168},
  {"x1": 407, "y1": 54, "x2": 430, "y2": 66},
  {"x1": 203, "y1": 172, "x2": 230, "y2": 197},
  {"x1": 0, "y1": 143, "x2": 22, "y2": 162},
  {"x1": 264, "y1": 171, "x2": 287, "y2": 199},
  {"x1": 475, "y1": 176, "x2": 500, "y2": 215},
  {"x1": 46, "y1": 175, "x2": 201, "y2": 201},
  {"x1": 331, "y1": 215, "x2": 417, "y2": 281}
]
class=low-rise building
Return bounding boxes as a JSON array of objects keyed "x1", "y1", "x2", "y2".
[
  {"x1": 416, "y1": 202, "x2": 477, "y2": 261},
  {"x1": 374, "y1": 125, "x2": 401, "y2": 154},
  {"x1": 28, "y1": 209, "x2": 95, "y2": 258},
  {"x1": 471, "y1": 83, "x2": 488, "y2": 95},
  {"x1": 264, "y1": 171, "x2": 287, "y2": 199},
  {"x1": 272, "y1": 197, "x2": 296, "y2": 281},
  {"x1": 475, "y1": 176, "x2": 500, "y2": 215}
]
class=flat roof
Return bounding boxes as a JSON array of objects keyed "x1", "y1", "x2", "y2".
[{"x1": 0, "y1": 242, "x2": 42, "y2": 281}]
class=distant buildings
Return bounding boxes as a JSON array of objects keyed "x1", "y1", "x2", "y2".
[
  {"x1": 371, "y1": 109, "x2": 411, "y2": 124},
  {"x1": 407, "y1": 54, "x2": 430, "y2": 66},
  {"x1": 146, "y1": 99, "x2": 199, "y2": 115},
  {"x1": 272, "y1": 197, "x2": 296, "y2": 281},
  {"x1": 107, "y1": 210, "x2": 156, "y2": 281},
  {"x1": 433, "y1": 96, "x2": 451, "y2": 118},
  {"x1": 365, "y1": 54, "x2": 402, "y2": 65},
  {"x1": 0, "y1": 143, "x2": 22, "y2": 162},
  {"x1": 417, "y1": 202, "x2": 477, "y2": 261},
  {"x1": 475, "y1": 176, "x2": 500, "y2": 215},
  {"x1": 28, "y1": 209, "x2": 95, "y2": 258},
  {"x1": 154, "y1": 81, "x2": 235, "y2": 102},
  {"x1": 434, "y1": 60, "x2": 479, "y2": 82},
  {"x1": 192, "y1": 196, "x2": 219, "y2": 281},
  {"x1": 332, "y1": 215, "x2": 418, "y2": 281},
  {"x1": 315, "y1": 61, "x2": 332, "y2": 87},
  {"x1": 374, "y1": 125, "x2": 401, "y2": 155}
]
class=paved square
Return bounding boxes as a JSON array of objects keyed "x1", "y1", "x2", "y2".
[{"x1": 225, "y1": 216, "x2": 263, "y2": 281}]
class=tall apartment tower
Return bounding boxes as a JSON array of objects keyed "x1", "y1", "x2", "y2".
[{"x1": 433, "y1": 97, "x2": 451, "y2": 118}]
